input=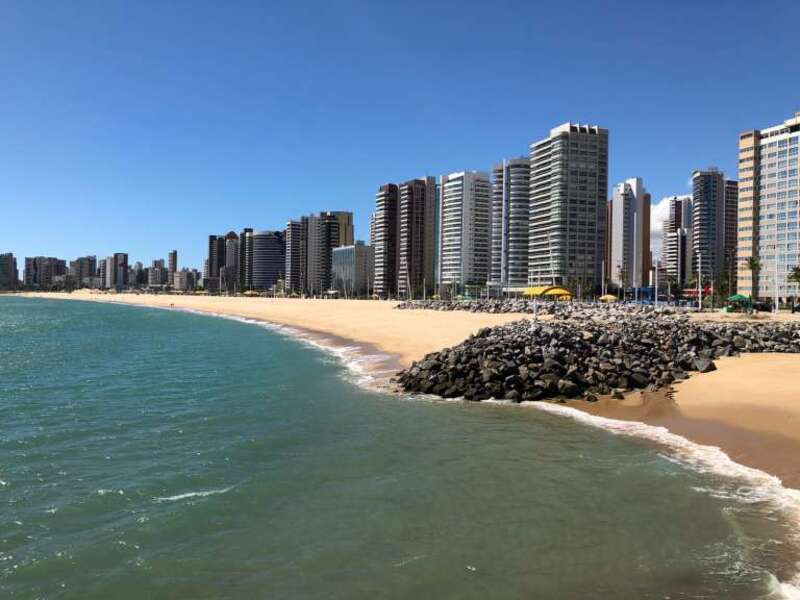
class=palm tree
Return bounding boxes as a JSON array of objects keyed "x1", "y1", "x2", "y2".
[
  {"x1": 789, "y1": 266, "x2": 800, "y2": 310},
  {"x1": 745, "y1": 257, "x2": 761, "y2": 299}
]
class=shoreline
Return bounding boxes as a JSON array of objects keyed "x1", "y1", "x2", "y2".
[{"x1": 13, "y1": 291, "x2": 800, "y2": 491}]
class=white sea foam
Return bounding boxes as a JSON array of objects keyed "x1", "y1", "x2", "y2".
[
  {"x1": 528, "y1": 401, "x2": 800, "y2": 598},
  {"x1": 153, "y1": 486, "x2": 233, "y2": 502},
  {"x1": 171, "y1": 308, "x2": 395, "y2": 390}
]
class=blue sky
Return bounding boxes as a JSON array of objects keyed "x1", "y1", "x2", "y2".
[{"x1": 1, "y1": 0, "x2": 798, "y2": 268}]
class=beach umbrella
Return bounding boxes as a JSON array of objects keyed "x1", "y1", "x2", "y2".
[
  {"x1": 727, "y1": 294, "x2": 750, "y2": 302},
  {"x1": 599, "y1": 294, "x2": 618, "y2": 303}
]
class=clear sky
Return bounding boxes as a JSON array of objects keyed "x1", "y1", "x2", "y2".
[{"x1": 2, "y1": 0, "x2": 798, "y2": 268}]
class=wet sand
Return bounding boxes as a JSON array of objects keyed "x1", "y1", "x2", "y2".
[{"x1": 570, "y1": 354, "x2": 800, "y2": 487}]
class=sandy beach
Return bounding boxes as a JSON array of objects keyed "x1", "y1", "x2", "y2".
[{"x1": 19, "y1": 291, "x2": 800, "y2": 487}]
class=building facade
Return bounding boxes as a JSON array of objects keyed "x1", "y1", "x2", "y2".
[
  {"x1": 397, "y1": 177, "x2": 436, "y2": 297},
  {"x1": 610, "y1": 177, "x2": 651, "y2": 288},
  {"x1": 691, "y1": 168, "x2": 731, "y2": 285},
  {"x1": 438, "y1": 171, "x2": 491, "y2": 292},
  {"x1": 528, "y1": 123, "x2": 609, "y2": 290},
  {"x1": 252, "y1": 230, "x2": 285, "y2": 291},
  {"x1": 489, "y1": 158, "x2": 531, "y2": 291},
  {"x1": 372, "y1": 184, "x2": 399, "y2": 297},
  {"x1": 0, "y1": 252, "x2": 18, "y2": 289},
  {"x1": 737, "y1": 112, "x2": 800, "y2": 300},
  {"x1": 332, "y1": 241, "x2": 373, "y2": 297}
]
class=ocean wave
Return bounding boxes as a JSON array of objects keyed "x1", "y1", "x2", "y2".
[
  {"x1": 153, "y1": 486, "x2": 233, "y2": 502},
  {"x1": 528, "y1": 401, "x2": 800, "y2": 598}
]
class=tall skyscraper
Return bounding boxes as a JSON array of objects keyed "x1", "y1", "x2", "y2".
[
  {"x1": 724, "y1": 179, "x2": 739, "y2": 292},
  {"x1": 438, "y1": 171, "x2": 491, "y2": 292},
  {"x1": 737, "y1": 112, "x2": 800, "y2": 300},
  {"x1": 252, "y1": 230, "x2": 285, "y2": 291},
  {"x1": 113, "y1": 253, "x2": 129, "y2": 289},
  {"x1": 662, "y1": 195, "x2": 694, "y2": 286},
  {"x1": 238, "y1": 228, "x2": 253, "y2": 290},
  {"x1": 324, "y1": 211, "x2": 354, "y2": 247},
  {"x1": 220, "y1": 231, "x2": 239, "y2": 293},
  {"x1": 168, "y1": 250, "x2": 177, "y2": 285},
  {"x1": 610, "y1": 177, "x2": 651, "y2": 288},
  {"x1": 528, "y1": 123, "x2": 609, "y2": 289},
  {"x1": 691, "y1": 168, "x2": 729, "y2": 283},
  {"x1": 489, "y1": 158, "x2": 531, "y2": 291},
  {"x1": 397, "y1": 176, "x2": 436, "y2": 297},
  {"x1": 0, "y1": 252, "x2": 18, "y2": 289},
  {"x1": 68, "y1": 256, "x2": 97, "y2": 284},
  {"x1": 207, "y1": 235, "x2": 226, "y2": 278},
  {"x1": 285, "y1": 220, "x2": 306, "y2": 294},
  {"x1": 372, "y1": 183, "x2": 399, "y2": 297}
]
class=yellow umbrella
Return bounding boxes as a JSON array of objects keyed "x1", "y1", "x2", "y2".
[{"x1": 599, "y1": 294, "x2": 618, "y2": 303}]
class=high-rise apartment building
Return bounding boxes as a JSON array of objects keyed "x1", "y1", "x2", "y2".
[
  {"x1": 372, "y1": 184, "x2": 399, "y2": 297},
  {"x1": 324, "y1": 211, "x2": 354, "y2": 247},
  {"x1": 24, "y1": 256, "x2": 67, "y2": 288},
  {"x1": 737, "y1": 112, "x2": 800, "y2": 300},
  {"x1": 489, "y1": 158, "x2": 531, "y2": 291},
  {"x1": 528, "y1": 123, "x2": 609, "y2": 289},
  {"x1": 285, "y1": 220, "x2": 306, "y2": 294},
  {"x1": 168, "y1": 250, "x2": 178, "y2": 284},
  {"x1": 662, "y1": 195, "x2": 693, "y2": 286},
  {"x1": 397, "y1": 177, "x2": 436, "y2": 297},
  {"x1": 610, "y1": 177, "x2": 651, "y2": 288},
  {"x1": 252, "y1": 230, "x2": 285, "y2": 291},
  {"x1": 0, "y1": 252, "x2": 18, "y2": 289},
  {"x1": 438, "y1": 171, "x2": 491, "y2": 292},
  {"x1": 282, "y1": 212, "x2": 347, "y2": 295},
  {"x1": 69, "y1": 256, "x2": 97, "y2": 285},
  {"x1": 238, "y1": 228, "x2": 253, "y2": 290},
  {"x1": 691, "y1": 168, "x2": 731, "y2": 284},
  {"x1": 724, "y1": 180, "x2": 739, "y2": 292},
  {"x1": 207, "y1": 235, "x2": 226, "y2": 278}
]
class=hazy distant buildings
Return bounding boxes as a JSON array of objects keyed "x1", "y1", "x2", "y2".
[
  {"x1": 610, "y1": 177, "x2": 651, "y2": 288},
  {"x1": 173, "y1": 268, "x2": 197, "y2": 291},
  {"x1": 0, "y1": 252, "x2": 18, "y2": 289},
  {"x1": 737, "y1": 112, "x2": 800, "y2": 299},
  {"x1": 529, "y1": 123, "x2": 608, "y2": 290},
  {"x1": 332, "y1": 241, "x2": 373, "y2": 297},
  {"x1": 438, "y1": 171, "x2": 491, "y2": 292},
  {"x1": 489, "y1": 158, "x2": 531, "y2": 291},
  {"x1": 662, "y1": 195, "x2": 694, "y2": 286},
  {"x1": 24, "y1": 256, "x2": 67, "y2": 288},
  {"x1": 252, "y1": 230, "x2": 285, "y2": 291}
]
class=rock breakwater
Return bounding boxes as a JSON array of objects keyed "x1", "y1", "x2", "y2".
[{"x1": 395, "y1": 316, "x2": 800, "y2": 402}]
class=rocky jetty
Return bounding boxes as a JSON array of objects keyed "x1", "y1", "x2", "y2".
[
  {"x1": 394, "y1": 298, "x2": 682, "y2": 319},
  {"x1": 395, "y1": 315, "x2": 800, "y2": 402}
]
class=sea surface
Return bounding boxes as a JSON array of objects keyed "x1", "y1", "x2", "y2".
[{"x1": 1, "y1": 296, "x2": 799, "y2": 599}]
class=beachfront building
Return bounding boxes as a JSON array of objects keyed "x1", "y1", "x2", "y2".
[
  {"x1": 662, "y1": 195, "x2": 694, "y2": 286},
  {"x1": 0, "y1": 252, "x2": 18, "y2": 289},
  {"x1": 68, "y1": 256, "x2": 97, "y2": 288},
  {"x1": 173, "y1": 268, "x2": 197, "y2": 291},
  {"x1": 100, "y1": 253, "x2": 128, "y2": 290},
  {"x1": 438, "y1": 171, "x2": 491, "y2": 294},
  {"x1": 168, "y1": 250, "x2": 177, "y2": 285},
  {"x1": 489, "y1": 158, "x2": 531, "y2": 292},
  {"x1": 285, "y1": 220, "x2": 306, "y2": 294},
  {"x1": 220, "y1": 231, "x2": 239, "y2": 293},
  {"x1": 147, "y1": 259, "x2": 169, "y2": 288},
  {"x1": 24, "y1": 256, "x2": 67, "y2": 288},
  {"x1": 737, "y1": 112, "x2": 800, "y2": 300},
  {"x1": 332, "y1": 241, "x2": 373, "y2": 297},
  {"x1": 283, "y1": 212, "x2": 350, "y2": 295},
  {"x1": 609, "y1": 177, "x2": 651, "y2": 289},
  {"x1": 238, "y1": 228, "x2": 253, "y2": 291},
  {"x1": 252, "y1": 230, "x2": 285, "y2": 292},
  {"x1": 396, "y1": 177, "x2": 437, "y2": 298},
  {"x1": 372, "y1": 183, "x2": 399, "y2": 297},
  {"x1": 691, "y1": 168, "x2": 737, "y2": 286},
  {"x1": 528, "y1": 123, "x2": 609, "y2": 291}
]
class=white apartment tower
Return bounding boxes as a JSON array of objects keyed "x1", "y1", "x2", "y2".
[
  {"x1": 662, "y1": 195, "x2": 694, "y2": 286},
  {"x1": 489, "y1": 158, "x2": 531, "y2": 291},
  {"x1": 737, "y1": 112, "x2": 800, "y2": 300},
  {"x1": 438, "y1": 171, "x2": 491, "y2": 292},
  {"x1": 528, "y1": 123, "x2": 609, "y2": 289},
  {"x1": 610, "y1": 177, "x2": 651, "y2": 288}
]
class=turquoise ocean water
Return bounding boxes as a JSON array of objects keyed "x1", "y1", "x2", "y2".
[{"x1": 1, "y1": 296, "x2": 799, "y2": 599}]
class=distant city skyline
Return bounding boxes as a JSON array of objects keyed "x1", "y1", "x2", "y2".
[{"x1": 2, "y1": 2, "x2": 799, "y2": 267}]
